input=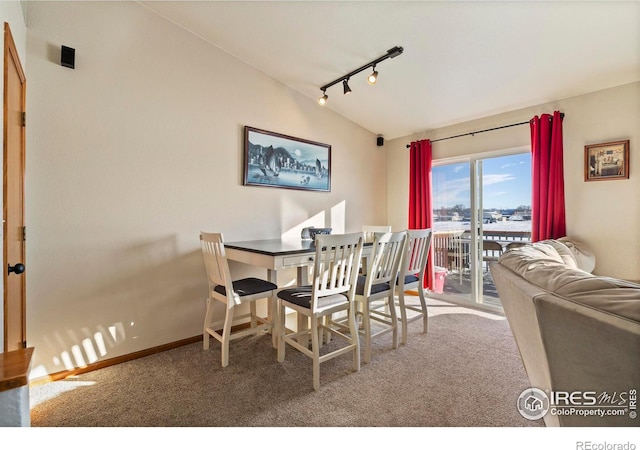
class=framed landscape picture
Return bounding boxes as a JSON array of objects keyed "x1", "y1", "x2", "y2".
[
  {"x1": 243, "y1": 126, "x2": 331, "y2": 192},
  {"x1": 584, "y1": 140, "x2": 629, "y2": 182}
]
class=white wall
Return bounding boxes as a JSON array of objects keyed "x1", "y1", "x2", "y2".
[
  {"x1": 0, "y1": 1, "x2": 27, "y2": 353},
  {"x1": 387, "y1": 82, "x2": 640, "y2": 281},
  {"x1": 25, "y1": 1, "x2": 386, "y2": 377}
]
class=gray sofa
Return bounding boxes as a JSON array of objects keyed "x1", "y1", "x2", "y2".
[{"x1": 490, "y1": 238, "x2": 640, "y2": 427}]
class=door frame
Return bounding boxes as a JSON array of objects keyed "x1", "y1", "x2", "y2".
[
  {"x1": 431, "y1": 147, "x2": 529, "y2": 312},
  {"x1": 3, "y1": 22, "x2": 27, "y2": 351}
]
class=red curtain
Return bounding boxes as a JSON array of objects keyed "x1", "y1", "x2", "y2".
[
  {"x1": 530, "y1": 111, "x2": 566, "y2": 241},
  {"x1": 409, "y1": 139, "x2": 434, "y2": 289}
]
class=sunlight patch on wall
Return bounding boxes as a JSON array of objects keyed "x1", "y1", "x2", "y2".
[
  {"x1": 82, "y1": 338, "x2": 98, "y2": 364},
  {"x1": 94, "y1": 332, "x2": 107, "y2": 356},
  {"x1": 60, "y1": 351, "x2": 74, "y2": 370},
  {"x1": 70, "y1": 345, "x2": 86, "y2": 367},
  {"x1": 108, "y1": 322, "x2": 126, "y2": 342},
  {"x1": 280, "y1": 200, "x2": 347, "y2": 240},
  {"x1": 330, "y1": 200, "x2": 346, "y2": 234},
  {"x1": 281, "y1": 210, "x2": 326, "y2": 240},
  {"x1": 30, "y1": 321, "x2": 131, "y2": 379}
]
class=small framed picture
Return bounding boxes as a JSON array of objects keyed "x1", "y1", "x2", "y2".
[{"x1": 584, "y1": 140, "x2": 629, "y2": 181}]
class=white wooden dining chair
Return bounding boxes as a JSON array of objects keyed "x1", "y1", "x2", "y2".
[
  {"x1": 352, "y1": 231, "x2": 407, "y2": 363},
  {"x1": 362, "y1": 225, "x2": 392, "y2": 242},
  {"x1": 395, "y1": 228, "x2": 433, "y2": 345},
  {"x1": 200, "y1": 232, "x2": 277, "y2": 367},
  {"x1": 277, "y1": 232, "x2": 364, "y2": 391},
  {"x1": 360, "y1": 225, "x2": 392, "y2": 274}
]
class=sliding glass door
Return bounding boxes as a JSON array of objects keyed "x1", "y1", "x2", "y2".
[{"x1": 431, "y1": 152, "x2": 532, "y2": 310}]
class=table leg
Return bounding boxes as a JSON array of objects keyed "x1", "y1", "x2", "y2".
[
  {"x1": 270, "y1": 267, "x2": 310, "y2": 348},
  {"x1": 296, "y1": 266, "x2": 309, "y2": 286}
]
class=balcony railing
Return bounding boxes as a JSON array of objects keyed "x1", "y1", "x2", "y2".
[{"x1": 432, "y1": 228, "x2": 531, "y2": 274}]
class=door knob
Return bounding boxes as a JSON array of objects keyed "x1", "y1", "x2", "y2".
[{"x1": 8, "y1": 263, "x2": 25, "y2": 275}]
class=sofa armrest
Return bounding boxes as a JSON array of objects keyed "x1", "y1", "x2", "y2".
[
  {"x1": 489, "y1": 261, "x2": 560, "y2": 426},
  {"x1": 534, "y1": 293, "x2": 640, "y2": 426}
]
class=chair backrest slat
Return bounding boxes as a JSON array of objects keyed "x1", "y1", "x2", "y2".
[
  {"x1": 400, "y1": 229, "x2": 433, "y2": 280},
  {"x1": 312, "y1": 233, "x2": 364, "y2": 311},
  {"x1": 200, "y1": 232, "x2": 233, "y2": 296},
  {"x1": 364, "y1": 231, "x2": 407, "y2": 294}
]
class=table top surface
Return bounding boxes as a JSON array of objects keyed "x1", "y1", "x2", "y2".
[
  {"x1": 225, "y1": 238, "x2": 372, "y2": 257},
  {"x1": 225, "y1": 239, "x2": 317, "y2": 257}
]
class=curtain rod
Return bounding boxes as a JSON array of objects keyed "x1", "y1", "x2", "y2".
[{"x1": 405, "y1": 113, "x2": 564, "y2": 148}]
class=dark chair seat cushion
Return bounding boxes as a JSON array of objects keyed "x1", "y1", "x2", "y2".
[
  {"x1": 214, "y1": 277, "x2": 277, "y2": 297},
  {"x1": 278, "y1": 285, "x2": 348, "y2": 309},
  {"x1": 356, "y1": 275, "x2": 392, "y2": 295},
  {"x1": 397, "y1": 273, "x2": 419, "y2": 286}
]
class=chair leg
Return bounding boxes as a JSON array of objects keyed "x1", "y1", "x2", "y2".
[
  {"x1": 297, "y1": 314, "x2": 309, "y2": 348},
  {"x1": 397, "y1": 290, "x2": 409, "y2": 345},
  {"x1": 310, "y1": 315, "x2": 321, "y2": 391},
  {"x1": 348, "y1": 306, "x2": 361, "y2": 373},
  {"x1": 277, "y1": 302, "x2": 286, "y2": 363},
  {"x1": 270, "y1": 295, "x2": 278, "y2": 349},
  {"x1": 362, "y1": 299, "x2": 372, "y2": 364},
  {"x1": 389, "y1": 293, "x2": 399, "y2": 349},
  {"x1": 250, "y1": 301, "x2": 258, "y2": 329},
  {"x1": 220, "y1": 307, "x2": 233, "y2": 367},
  {"x1": 203, "y1": 297, "x2": 213, "y2": 350},
  {"x1": 318, "y1": 323, "x2": 326, "y2": 349},
  {"x1": 418, "y1": 285, "x2": 429, "y2": 334},
  {"x1": 323, "y1": 315, "x2": 332, "y2": 344}
]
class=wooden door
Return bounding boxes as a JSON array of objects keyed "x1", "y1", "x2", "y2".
[{"x1": 3, "y1": 23, "x2": 27, "y2": 352}]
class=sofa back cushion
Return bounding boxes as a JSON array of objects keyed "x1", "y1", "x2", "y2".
[
  {"x1": 498, "y1": 241, "x2": 586, "y2": 287},
  {"x1": 499, "y1": 240, "x2": 640, "y2": 323},
  {"x1": 557, "y1": 237, "x2": 596, "y2": 273},
  {"x1": 554, "y1": 277, "x2": 640, "y2": 322}
]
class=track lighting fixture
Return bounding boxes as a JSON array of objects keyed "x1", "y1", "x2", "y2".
[
  {"x1": 367, "y1": 66, "x2": 378, "y2": 85},
  {"x1": 343, "y1": 79, "x2": 352, "y2": 95},
  {"x1": 317, "y1": 46, "x2": 403, "y2": 105},
  {"x1": 318, "y1": 90, "x2": 328, "y2": 105}
]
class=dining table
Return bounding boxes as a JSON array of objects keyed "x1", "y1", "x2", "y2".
[
  {"x1": 225, "y1": 238, "x2": 318, "y2": 287},
  {"x1": 224, "y1": 237, "x2": 373, "y2": 286},
  {"x1": 224, "y1": 237, "x2": 373, "y2": 342}
]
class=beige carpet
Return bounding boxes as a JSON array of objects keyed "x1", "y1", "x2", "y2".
[{"x1": 29, "y1": 298, "x2": 543, "y2": 427}]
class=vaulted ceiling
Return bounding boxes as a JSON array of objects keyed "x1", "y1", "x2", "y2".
[{"x1": 140, "y1": 1, "x2": 640, "y2": 140}]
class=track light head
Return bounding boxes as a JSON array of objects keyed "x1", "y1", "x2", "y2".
[
  {"x1": 318, "y1": 91, "x2": 328, "y2": 105},
  {"x1": 367, "y1": 67, "x2": 378, "y2": 85},
  {"x1": 343, "y1": 79, "x2": 352, "y2": 95}
]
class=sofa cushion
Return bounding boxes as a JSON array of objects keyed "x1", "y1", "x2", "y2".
[
  {"x1": 539, "y1": 239, "x2": 580, "y2": 270},
  {"x1": 557, "y1": 237, "x2": 596, "y2": 273},
  {"x1": 559, "y1": 281, "x2": 640, "y2": 322},
  {"x1": 498, "y1": 241, "x2": 576, "y2": 277},
  {"x1": 499, "y1": 240, "x2": 640, "y2": 323}
]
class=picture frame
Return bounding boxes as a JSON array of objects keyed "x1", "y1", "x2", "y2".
[
  {"x1": 243, "y1": 126, "x2": 331, "y2": 192},
  {"x1": 584, "y1": 140, "x2": 629, "y2": 182}
]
